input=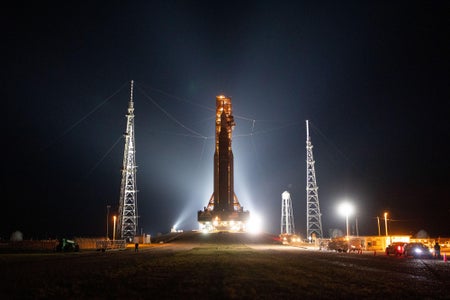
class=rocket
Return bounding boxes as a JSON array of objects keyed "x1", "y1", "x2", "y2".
[
  {"x1": 214, "y1": 96, "x2": 235, "y2": 213},
  {"x1": 198, "y1": 95, "x2": 249, "y2": 231}
]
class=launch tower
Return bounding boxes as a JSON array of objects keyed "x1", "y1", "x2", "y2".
[
  {"x1": 117, "y1": 80, "x2": 139, "y2": 242},
  {"x1": 197, "y1": 95, "x2": 249, "y2": 232},
  {"x1": 305, "y1": 120, "x2": 323, "y2": 240}
]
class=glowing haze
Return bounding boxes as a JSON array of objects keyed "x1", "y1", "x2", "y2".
[{"x1": 3, "y1": 2, "x2": 448, "y2": 239}]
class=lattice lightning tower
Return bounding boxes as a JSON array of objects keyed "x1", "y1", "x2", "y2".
[
  {"x1": 117, "y1": 80, "x2": 138, "y2": 242},
  {"x1": 281, "y1": 191, "x2": 295, "y2": 235},
  {"x1": 306, "y1": 120, "x2": 323, "y2": 240}
]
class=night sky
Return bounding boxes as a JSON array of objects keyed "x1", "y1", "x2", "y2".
[{"x1": 3, "y1": 1, "x2": 449, "y2": 240}]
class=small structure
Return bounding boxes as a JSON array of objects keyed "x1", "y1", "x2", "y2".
[{"x1": 281, "y1": 191, "x2": 295, "y2": 236}]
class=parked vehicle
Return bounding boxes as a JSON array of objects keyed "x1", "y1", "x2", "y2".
[
  {"x1": 328, "y1": 237, "x2": 362, "y2": 253},
  {"x1": 55, "y1": 238, "x2": 80, "y2": 252},
  {"x1": 403, "y1": 242, "x2": 432, "y2": 258},
  {"x1": 328, "y1": 237, "x2": 348, "y2": 252},
  {"x1": 386, "y1": 242, "x2": 407, "y2": 256}
]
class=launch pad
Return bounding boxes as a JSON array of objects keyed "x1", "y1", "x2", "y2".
[{"x1": 197, "y1": 95, "x2": 250, "y2": 232}]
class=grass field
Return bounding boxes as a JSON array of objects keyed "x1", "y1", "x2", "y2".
[{"x1": 1, "y1": 232, "x2": 449, "y2": 299}]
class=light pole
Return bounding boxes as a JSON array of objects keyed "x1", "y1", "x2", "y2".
[
  {"x1": 355, "y1": 217, "x2": 359, "y2": 237},
  {"x1": 106, "y1": 205, "x2": 111, "y2": 240},
  {"x1": 113, "y1": 215, "x2": 117, "y2": 241},
  {"x1": 338, "y1": 202, "x2": 354, "y2": 240},
  {"x1": 384, "y1": 212, "x2": 388, "y2": 236},
  {"x1": 377, "y1": 216, "x2": 381, "y2": 236}
]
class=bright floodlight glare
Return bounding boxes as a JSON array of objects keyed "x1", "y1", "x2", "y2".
[
  {"x1": 247, "y1": 213, "x2": 263, "y2": 234},
  {"x1": 338, "y1": 202, "x2": 354, "y2": 217},
  {"x1": 199, "y1": 222, "x2": 212, "y2": 233}
]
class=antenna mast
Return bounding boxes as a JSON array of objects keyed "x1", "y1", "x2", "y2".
[
  {"x1": 306, "y1": 120, "x2": 323, "y2": 241},
  {"x1": 117, "y1": 80, "x2": 139, "y2": 242}
]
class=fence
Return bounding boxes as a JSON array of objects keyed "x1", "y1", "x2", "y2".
[{"x1": 95, "y1": 239, "x2": 127, "y2": 251}]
